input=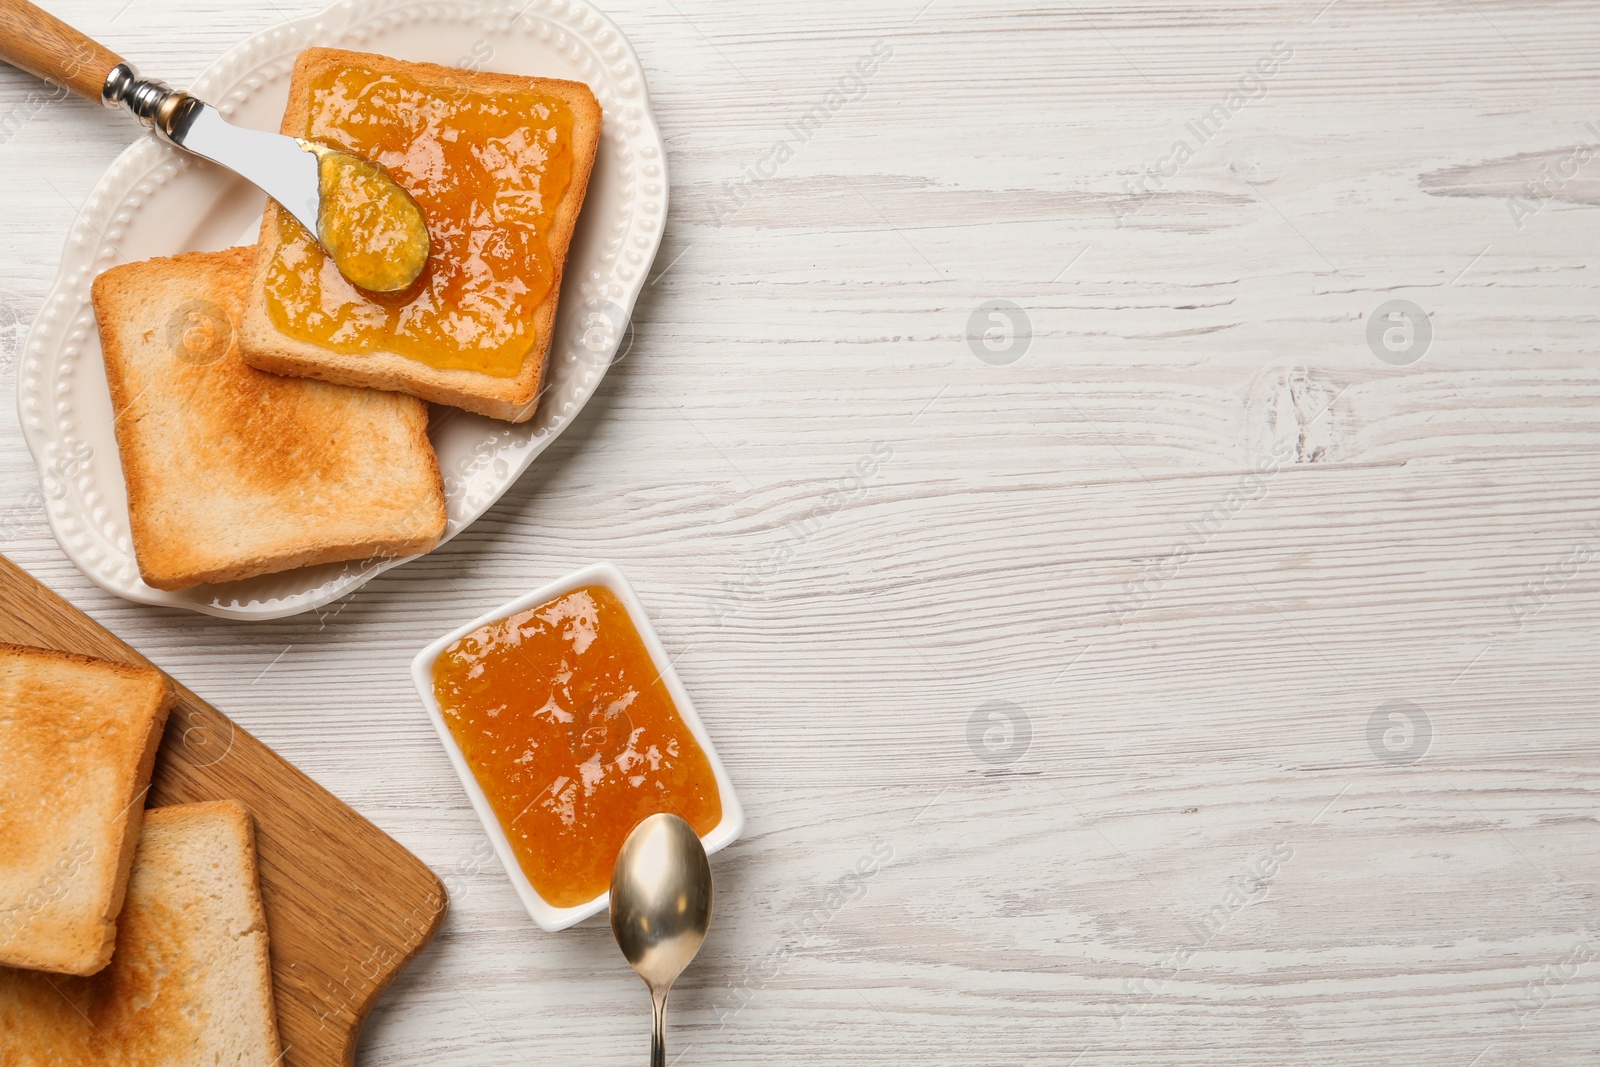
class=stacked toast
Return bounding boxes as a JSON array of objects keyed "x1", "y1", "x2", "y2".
[
  {"x1": 0, "y1": 644, "x2": 281, "y2": 1065},
  {"x1": 93, "y1": 48, "x2": 601, "y2": 593}
]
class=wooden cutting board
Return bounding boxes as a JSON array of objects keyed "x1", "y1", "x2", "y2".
[{"x1": 0, "y1": 554, "x2": 446, "y2": 1066}]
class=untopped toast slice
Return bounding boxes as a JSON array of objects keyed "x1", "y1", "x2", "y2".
[
  {"x1": 237, "y1": 47, "x2": 603, "y2": 422},
  {"x1": 0, "y1": 801, "x2": 283, "y2": 1066},
  {"x1": 93, "y1": 246, "x2": 446, "y2": 591},
  {"x1": 0, "y1": 644, "x2": 174, "y2": 976}
]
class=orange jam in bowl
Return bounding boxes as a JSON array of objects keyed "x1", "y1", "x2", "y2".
[
  {"x1": 431, "y1": 585, "x2": 723, "y2": 909},
  {"x1": 264, "y1": 62, "x2": 577, "y2": 376}
]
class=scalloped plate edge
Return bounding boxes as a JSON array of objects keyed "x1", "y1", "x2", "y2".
[{"x1": 16, "y1": 0, "x2": 667, "y2": 620}]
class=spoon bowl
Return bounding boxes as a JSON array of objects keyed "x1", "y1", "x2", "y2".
[{"x1": 610, "y1": 813, "x2": 712, "y2": 1067}]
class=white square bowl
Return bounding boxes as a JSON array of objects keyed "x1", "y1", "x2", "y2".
[{"x1": 410, "y1": 561, "x2": 744, "y2": 932}]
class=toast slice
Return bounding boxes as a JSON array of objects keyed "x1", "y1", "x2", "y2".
[
  {"x1": 0, "y1": 645, "x2": 173, "y2": 975},
  {"x1": 0, "y1": 801, "x2": 282, "y2": 1065},
  {"x1": 93, "y1": 246, "x2": 447, "y2": 591},
  {"x1": 238, "y1": 47, "x2": 603, "y2": 422}
]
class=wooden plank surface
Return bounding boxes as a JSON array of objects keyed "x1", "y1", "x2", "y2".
[
  {"x1": 1, "y1": 1, "x2": 1599, "y2": 1065},
  {"x1": 0, "y1": 554, "x2": 445, "y2": 1067}
]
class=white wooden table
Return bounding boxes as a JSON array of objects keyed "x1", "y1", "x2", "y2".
[{"x1": 3, "y1": 1, "x2": 1598, "y2": 1063}]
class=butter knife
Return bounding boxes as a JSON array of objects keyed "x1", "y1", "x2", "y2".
[{"x1": 0, "y1": 0, "x2": 429, "y2": 292}]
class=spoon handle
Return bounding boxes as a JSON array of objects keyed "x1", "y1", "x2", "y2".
[{"x1": 650, "y1": 987, "x2": 668, "y2": 1067}]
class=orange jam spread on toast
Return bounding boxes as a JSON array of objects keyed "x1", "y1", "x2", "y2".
[
  {"x1": 432, "y1": 586, "x2": 723, "y2": 908},
  {"x1": 264, "y1": 63, "x2": 577, "y2": 376}
]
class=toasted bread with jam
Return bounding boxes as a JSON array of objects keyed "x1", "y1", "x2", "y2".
[{"x1": 237, "y1": 47, "x2": 603, "y2": 423}]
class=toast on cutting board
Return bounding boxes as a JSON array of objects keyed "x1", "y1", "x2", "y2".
[
  {"x1": 0, "y1": 801, "x2": 282, "y2": 1066},
  {"x1": 0, "y1": 645, "x2": 173, "y2": 976},
  {"x1": 237, "y1": 47, "x2": 603, "y2": 423},
  {"x1": 92, "y1": 246, "x2": 446, "y2": 591}
]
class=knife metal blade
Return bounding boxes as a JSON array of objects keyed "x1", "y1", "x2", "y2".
[{"x1": 160, "y1": 95, "x2": 320, "y2": 239}]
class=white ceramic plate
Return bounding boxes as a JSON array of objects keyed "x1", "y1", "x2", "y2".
[
  {"x1": 411, "y1": 562, "x2": 744, "y2": 932},
  {"x1": 16, "y1": 0, "x2": 667, "y2": 619}
]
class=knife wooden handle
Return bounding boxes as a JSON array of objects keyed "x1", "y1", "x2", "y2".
[{"x1": 0, "y1": 0, "x2": 123, "y2": 102}]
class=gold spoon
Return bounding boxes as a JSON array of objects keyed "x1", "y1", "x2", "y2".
[
  {"x1": 0, "y1": 0, "x2": 430, "y2": 293},
  {"x1": 610, "y1": 814, "x2": 714, "y2": 1067}
]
